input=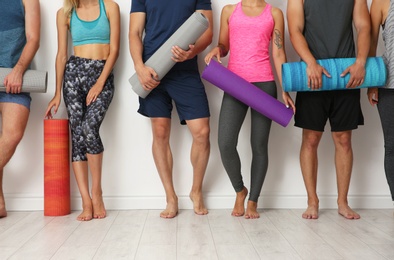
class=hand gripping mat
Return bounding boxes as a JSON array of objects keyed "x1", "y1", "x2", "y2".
[{"x1": 129, "y1": 12, "x2": 209, "y2": 98}]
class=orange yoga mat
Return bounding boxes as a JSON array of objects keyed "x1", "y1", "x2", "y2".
[{"x1": 44, "y1": 119, "x2": 70, "y2": 216}]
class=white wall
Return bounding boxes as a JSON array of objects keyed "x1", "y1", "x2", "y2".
[{"x1": 3, "y1": 0, "x2": 392, "y2": 211}]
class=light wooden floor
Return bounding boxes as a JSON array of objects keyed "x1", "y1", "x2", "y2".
[{"x1": 0, "y1": 209, "x2": 393, "y2": 260}]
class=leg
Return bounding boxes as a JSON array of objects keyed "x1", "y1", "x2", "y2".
[
  {"x1": 72, "y1": 161, "x2": 93, "y2": 221},
  {"x1": 87, "y1": 153, "x2": 106, "y2": 219},
  {"x1": 332, "y1": 131, "x2": 360, "y2": 219},
  {"x1": 0, "y1": 169, "x2": 5, "y2": 218},
  {"x1": 217, "y1": 93, "x2": 248, "y2": 216},
  {"x1": 246, "y1": 109, "x2": 272, "y2": 219},
  {"x1": 300, "y1": 129, "x2": 322, "y2": 219},
  {"x1": 0, "y1": 103, "x2": 29, "y2": 218},
  {"x1": 151, "y1": 118, "x2": 178, "y2": 218},
  {"x1": 186, "y1": 117, "x2": 210, "y2": 215},
  {"x1": 82, "y1": 77, "x2": 114, "y2": 219},
  {"x1": 377, "y1": 88, "x2": 394, "y2": 203},
  {"x1": 246, "y1": 82, "x2": 276, "y2": 219}
]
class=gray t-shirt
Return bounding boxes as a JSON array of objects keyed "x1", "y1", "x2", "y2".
[
  {"x1": 382, "y1": 0, "x2": 394, "y2": 89},
  {"x1": 303, "y1": 0, "x2": 355, "y2": 59}
]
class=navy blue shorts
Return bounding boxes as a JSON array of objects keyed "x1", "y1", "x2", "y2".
[
  {"x1": 138, "y1": 70, "x2": 210, "y2": 125},
  {"x1": 294, "y1": 89, "x2": 364, "y2": 132},
  {"x1": 0, "y1": 92, "x2": 31, "y2": 110}
]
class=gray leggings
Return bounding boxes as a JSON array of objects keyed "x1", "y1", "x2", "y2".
[
  {"x1": 218, "y1": 81, "x2": 277, "y2": 202},
  {"x1": 377, "y1": 88, "x2": 394, "y2": 201}
]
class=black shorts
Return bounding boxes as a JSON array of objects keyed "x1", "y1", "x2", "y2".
[{"x1": 294, "y1": 89, "x2": 364, "y2": 132}]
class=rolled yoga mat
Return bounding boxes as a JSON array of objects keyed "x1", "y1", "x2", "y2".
[
  {"x1": 0, "y1": 68, "x2": 48, "y2": 93},
  {"x1": 129, "y1": 12, "x2": 209, "y2": 98},
  {"x1": 282, "y1": 57, "x2": 387, "y2": 92},
  {"x1": 44, "y1": 119, "x2": 70, "y2": 216},
  {"x1": 202, "y1": 60, "x2": 293, "y2": 127}
]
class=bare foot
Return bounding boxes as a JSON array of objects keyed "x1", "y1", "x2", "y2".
[
  {"x1": 338, "y1": 204, "x2": 360, "y2": 219},
  {"x1": 245, "y1": 200, "x2": 260, "y2": 219},
  {"x1": 190, "y1": 191, "x2": 208, "y2": 215},
  {"x1": 232, "y1": 187, "x2": 248, "y2": 217},
  {"x1": 302, "y1": 205, "x2": 319, "y2": 219},
  {"x1": 77, "y1": 205, "x2": 93, "y2": 221},
  {"x1": 160, "y1": 199, "x2": 178, "y2": 218},
  {"x1": 92, "y1": 196, "x2": 106, "y2": 219}
]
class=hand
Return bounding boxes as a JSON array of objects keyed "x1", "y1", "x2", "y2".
[
  {"x1": 341, "y1": 60, "x2": 366, "y2": 89},
  {"x1": 45, "y1": 95, "x2": 61, "y2": 119},
  {"x1": 136, "y1": 65, "x2": 160, "y2": 91},
  {"x1": 204, "y1": 47, "x2": 221, "y2": 65},
  {"x1": 4, "y1": 68, "x2": 23, "y2": 94},
  {"x1": 171, "y1": 45, "x2": 195, "y2": 63},
  {"x1": 86, "y1": 83, "x2": 104, "y2": 106},
  {"x1": 306, "y1": 62, "x2": 331, "y2": 90},
  {"x1": 282, "y1": 92, "x2": 296, "y2": 114},
  {"x1": 367, "y1": 87, "x2": 378, "y2": 106}
]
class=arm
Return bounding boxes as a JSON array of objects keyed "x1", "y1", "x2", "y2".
[
  {"x1": 86, "y1": 0, "x2": 120, "y2": 105},
  {"x1": 342, "y1": 0, "x2": 371, "y2": 88},
  {"x1": 171, "y1": 9, "x2": 213, "y2": 62},
  {"x1": 45, "y1": 8, "x2": 69, "y2": 118},
  {"x1": 287, "y1": 0, "x2": 330, "y2": 90},
  {"x1": 367, "y1": 0, "x2": 387, "y2": 105},
  {"x1": 271, "y1": 7, "x2": 295, "y2": 113},
  {"x1": 4, "y1": 0, "x2": 40, "y2": 94},
  {"x1": 204, "y1": 5, "x2": 233, "y2": 64},
  {"x1": 129, "y1": 12, "x2": 160, "y2": 91}
]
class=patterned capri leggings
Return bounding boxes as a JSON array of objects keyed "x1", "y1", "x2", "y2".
[{"x1": 63, "y1": 56, "x2": 114, "y2": 162}]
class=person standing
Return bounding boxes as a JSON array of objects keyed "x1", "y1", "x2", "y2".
[
  {"x1": 0, "y1": 0, "x2": 41, "y2": 218},
  {"x1": 45, "y1": 0, "x2": 120, "y2": 221},
  {"x1": 129, "y1": 0, "x2": 213, "y2": 218},
  {"x1": 204, "y1": 0, "x2": 294, "y2": 219},
  {"x1": 368, "y1": 0, "x2": 394, "y2": 213},
  {"x1": 287, "y1": 0, "x2": 370, "y2": 219}
]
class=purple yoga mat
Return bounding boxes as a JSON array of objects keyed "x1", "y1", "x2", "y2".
[{"x1": 202, "y1": 60, "x2": 293, "y2": 127}]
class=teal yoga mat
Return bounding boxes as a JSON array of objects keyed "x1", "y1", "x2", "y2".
[
  {"x1": 0, "y1": 68, "x2": 48, "y2": 93},
  {"x1": 282, "y1": 57, "x2": 387, "y2": 92}
]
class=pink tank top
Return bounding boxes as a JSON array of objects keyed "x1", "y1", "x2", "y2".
[{"x1": 228, "y1": 2, "x2": 274, "y2": 82}]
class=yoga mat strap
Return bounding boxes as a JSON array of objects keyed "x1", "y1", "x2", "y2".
[
  {"x1": 129, "y1": 12, "x2": 209, "y2": 98},
  {"x1": 202, "y1": 60, "x2": 293, "y2": 127},
  {"x1": 0, "y1": 68, "x2": 48, "y2": 93},
  {"x1": 282, "y1": 57, "x2": 387, "y2": 92}
]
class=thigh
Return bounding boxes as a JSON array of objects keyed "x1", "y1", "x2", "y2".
[
  {"x1": 218, "y1": 93, "x2": 248, "y2": 140},
  {"x1": 0, "y1": 102, "x2": 29, "y2": 137},
  {"x1": 377, "y1": 88, "x2": 394, "y2": 138},
  {"x1": 329, "y1": 89, "x2": 363, "y2": 132},
  {"x1": 167, "y1": 71, "x2": 210, "y2": 124},
  {"x1": 294, "y1": 91, "x2": 329, "y2": 131}
]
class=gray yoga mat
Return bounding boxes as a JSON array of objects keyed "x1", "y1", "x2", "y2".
[
  {"x1": 0, "y1": 68, "x2": 48, "y2": 93},
  {"x1": 129, "y1": 12, "x2": 209, "y2": 98}
]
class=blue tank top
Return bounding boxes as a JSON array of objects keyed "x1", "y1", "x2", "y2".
[
  {"x1": 70, "y1": 0, "x2": 110, "y2": 46},
  {"x1": 0, "y1": 0, "x2": 26, "y2": 68}
]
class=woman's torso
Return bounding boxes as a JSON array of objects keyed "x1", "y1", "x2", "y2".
[
  {"x1": 70, "y1": 0, "x2": 111, "y2": 60},
  {"x1": 228, "y1": 2, "x2": 275, "y2": 82}
]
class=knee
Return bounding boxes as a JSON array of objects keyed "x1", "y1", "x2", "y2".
[
  {"x1": 4, "y1": 128, "x2": 25, "y2": 149},
  {"x1": 302, "y1": 134, "x2": 321, "y2": 150},
  {"x1": 192, "y1": 125, "x2": 210, "y2": 145},
  {"x1": 218, "y1": 133, "x2": 237, "y2": 153},
  {"x1": 152, "y1": 124, "x2": 170, "y2": 143},
  {"x1": 333, "y1": 132, "x2": 352, "y2": 150}
]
